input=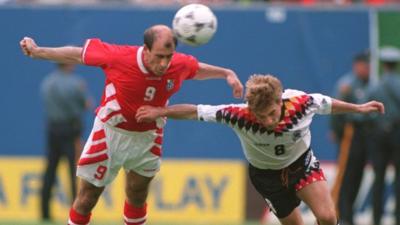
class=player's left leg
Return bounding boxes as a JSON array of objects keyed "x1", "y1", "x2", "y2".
[
  {"x1": 122, "y1": 128, "x2": 162, "y2": 225},
  {"x1": 297, "y1": 180, "x2": 338, "y2": 225},
  {"x1": 124, "y1": 170, "x2": 154, "y2": 225}
]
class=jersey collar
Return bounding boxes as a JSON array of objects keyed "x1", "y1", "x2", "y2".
[{"x1": 137, "y1": 46, "x2": 149, "y2": 74}]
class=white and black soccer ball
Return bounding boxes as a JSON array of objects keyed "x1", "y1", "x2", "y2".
[{"x1": 172, "y1": 4, "x2": 217, "y2": 46}]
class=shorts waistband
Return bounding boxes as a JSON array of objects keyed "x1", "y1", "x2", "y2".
[
  {"x1": 249, "y1": 147, "x2": 312, "y2": 173},
  {"x1": 97, "y1": 117, "x2": 158, "y2": 136}
]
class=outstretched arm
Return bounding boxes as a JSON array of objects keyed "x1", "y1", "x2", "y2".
[
  {"x1": 136, "y1": 104, "x2": 198, "y2": 123},
  {"x1": 20, "y1": 37, "x2": 83, "y2": 64},
  {"x1": 331, "y1": 98, "x2": 385, "y2": 114},
  {"x1": 193, "y1": 62, "x2": 243, "y2": 99}
]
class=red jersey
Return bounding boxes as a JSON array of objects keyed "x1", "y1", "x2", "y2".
[{"x1": 82, "y1": 38, "x2": 199, "y2": 131}]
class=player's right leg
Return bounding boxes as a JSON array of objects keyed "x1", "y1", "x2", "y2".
[
  {"x1": 68, "y1": 117, "x2": 122, "y2": 225},
  {"x1": 68, "y1": 179, "x2": 105, "y2": 225}
]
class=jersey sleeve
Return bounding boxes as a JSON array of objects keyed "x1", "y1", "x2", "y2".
[
  {"x1": 197, "y1": 103, "x2": 247, "y2": 123},
  {"x1": 186, "y1": 56, "x2": 199, "y2": 79},
  {"x1": 182, "y1": 54, "x2": 199, "y2": 80},
  {"x1": 197, "y1": 104, "x2": 222, "y2": 122},
  {"x1": 309, "y1": 93, "x2": 332, "y2": 114},
  {"x1": 197, "y1": 104, "x2": 234, "y2": 122},
  {"x1": 82, "y1": 38, "x2": 117, "y2": 67}
]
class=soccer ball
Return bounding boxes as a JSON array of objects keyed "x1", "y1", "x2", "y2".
[{"x1": 172, "y1": 4, "x2": 218, "y2": 46}]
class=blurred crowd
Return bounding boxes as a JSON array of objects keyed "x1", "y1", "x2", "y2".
[
  {"x1": 331, "y1": 46, "x2": 400, "y2": 225},
  {"x1": 1, "y1": 0, "x2": 400, "y2": 6}
]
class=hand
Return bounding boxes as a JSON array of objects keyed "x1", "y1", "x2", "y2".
[
  {"x1": 20, "y1": 37, "x2": 38, "y2": 57},
  {"x1": 226, "y1": 72, "x2": 243, "y2": 99},
  {"x1": 136, "y1": 105, "x2": 163, "y2": 123},
  {"x1": 358, "y1": 101, "x2": 385, "y2": 114}
]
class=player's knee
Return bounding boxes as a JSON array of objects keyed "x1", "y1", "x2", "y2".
[
  {"x1": 315, "y1": 209, "x2": 337, "y2": 225},
  {"x1": 125, "y1": 185, "x2": 149, "y2": 206},
  {"x1": 74, "y1": 193, "x2": 100, "y2": 214},
  {"x1": 125, "y1": 190, "x2": 148, "y2": 205},
  {"x1": 125, "y1": 172, "x2": 153, "y2": 206},
  {"x1": 126, "y1": 177, "x2": 151, "y2": 193},
  {"x1": 74, "y1": 185, "x2": 103, "y2": 214},
  {"x1": 313, "y1": 203, "x2": 337, "y2": 225}
]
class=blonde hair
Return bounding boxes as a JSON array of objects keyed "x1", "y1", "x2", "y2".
[{"x1": 245, "y1": 74, "x2": 282, "y2": 113}]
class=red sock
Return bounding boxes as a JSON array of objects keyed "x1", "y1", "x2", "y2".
[
  {"x1": 124, "y1": 201, "x2": 147, "y2": 225},
  {"x1": 68, "y1": 208, "x2": 91, "y2": 225}
]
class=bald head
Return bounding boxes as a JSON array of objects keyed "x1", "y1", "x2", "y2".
[{"x1": 144, "y1": 25, "x2": 177, "y2": 50}]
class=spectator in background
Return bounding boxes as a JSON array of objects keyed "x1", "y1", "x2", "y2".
[
  {"x1": 40, "y1": 63, "x2": 91, "y2": 222},
  {"x1": 329, "y1": 68, "x2": 352, "y2": 147},
  {"x1": 329, "y1": 62, "x2": 353, "y2": 207},
  {"x1": 369, "y1": 46, "x2": 400, "y2": 225},
  {"x1": 330, "y1": 52, "x2": 372, "y2": 225}
]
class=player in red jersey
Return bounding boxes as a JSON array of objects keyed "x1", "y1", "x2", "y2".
[{"x1": 20, "y1": 24, "x2": 243, "y2": 225}]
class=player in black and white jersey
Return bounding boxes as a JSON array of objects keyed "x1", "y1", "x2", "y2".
[{"x1": 135, "y1": 74, "x2": 384, "y2": 225}]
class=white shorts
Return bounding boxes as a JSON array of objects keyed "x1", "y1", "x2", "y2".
[{"x1": 77, "y1": 117, "x2": 162, "y2": 187}]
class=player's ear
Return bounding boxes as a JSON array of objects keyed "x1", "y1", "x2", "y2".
[{"x1": 143, "y1": 44, "x2": 150, "y2": 53}]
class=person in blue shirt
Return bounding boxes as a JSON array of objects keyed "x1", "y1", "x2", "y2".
[
  {"x1": 40, "y1": 62, "x2": 91, "y2": 221},
  {"x1": 369, "y1": 46, "x2": 400, "y2": 225},
  {"x1": 330, "y1": 51, "x2": 372, "y2": 225}
]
